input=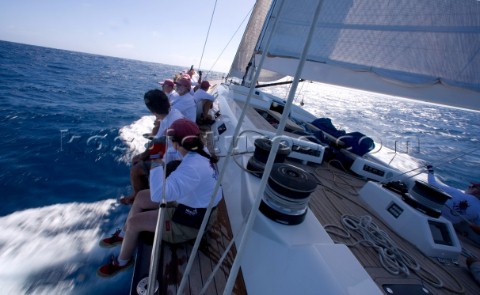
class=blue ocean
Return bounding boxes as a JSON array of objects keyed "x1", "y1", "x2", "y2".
[{"x1": 0, "y1": 40, "x2": 478, "y2": 294}]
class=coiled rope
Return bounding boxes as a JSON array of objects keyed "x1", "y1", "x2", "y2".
[
  {"x1": 339, "y1": 215, "x2": 421, "y2": 276},
  {"x1": 316, "y1": 167, "x2": 465, "y2": 293}
]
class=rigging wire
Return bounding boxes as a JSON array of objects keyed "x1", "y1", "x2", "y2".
[
  {"x1": 205, "y1": 4, "x2": 255, "y2": 79},
  {"x1": 379, "y1": 147, "x2": 479, "y2": 185},
  {"x1": 198, "y1": 0, "x2": 218, "y2": 71},
  {"x1": 429, "y1": 147, "x2": 479, "y2": 170}
]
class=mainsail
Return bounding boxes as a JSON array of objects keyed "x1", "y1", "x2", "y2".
[{"x1": 231, "y1": 0, "x2": 480, "y2": 110}]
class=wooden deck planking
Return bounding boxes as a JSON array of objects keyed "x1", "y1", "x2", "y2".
[
  {"x1": 166, "y1": 103, "x2": 480, "y2": 294},
  {"x1": 159, "y1": 198, "x2": 247, "y2": 295},
  {"x1": 305, "y1": 161, "x2": 480, "y2": 295},
  {"x1": 232, "y1": 99, "x2": 480, "y2": 294}
]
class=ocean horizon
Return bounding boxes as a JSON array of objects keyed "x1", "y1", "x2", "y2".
[{"x1": 0, "y1": 39, "x2": 479, "y2": 294}]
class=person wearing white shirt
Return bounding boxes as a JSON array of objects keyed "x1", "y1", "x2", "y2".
[
  {"x1": 120, "y1": 89, "x2": 183, "y2": 205},
  {"x1": 159, "y1": 79, "x2": 177, "y2": 102},
  {"x1": 188, "y1": 66, "x2": 200, "y2": 89},
  {"x1": 193, "y1": 80, "x2": 216, "y2": 124},
  {"x1": 97, "y1": 119, "x2": 222, "y2": 277},
  {"x1": 172, "y1": 76, "x2": 196, "y2": 122}
]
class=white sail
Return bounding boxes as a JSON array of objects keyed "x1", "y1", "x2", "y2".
[
  {"x1": 228, "y1": 0, "x2": 274, "y2": 82},
  {"x1": 236, "y1": 0, "x2": 480, "y2": 110}
]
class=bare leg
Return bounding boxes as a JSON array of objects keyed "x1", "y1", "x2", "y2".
[
  {"x1": 118, "y1": 189, "x2": 160, "y2": 260},
  {"x1": 130, "y1": 189, "x2": 158, "y2": 214},
  {"x1": 131, "y1": 161, "x2": 149, "y2": 194},
  {"x1": 122, "y1": 161, "x2": 149, "y2": 204},
  {"x1": 118, "y1": 209, "x2": 159, "y2": 261},
  {"x1": 202, "y1": 100, "x2": 213, "y2": 120}
]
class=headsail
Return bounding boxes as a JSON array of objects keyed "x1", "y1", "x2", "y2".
[
  {"x1": 234, "y1": 0, "x2": 480, "y2": 110},
  {"x1": 229, "y1": 0, "x2": 276, "y2": 83}
]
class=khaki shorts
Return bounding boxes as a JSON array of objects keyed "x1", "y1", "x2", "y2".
[{"x1": 162, "y1": 203, "x2": 218, "y2": 244}]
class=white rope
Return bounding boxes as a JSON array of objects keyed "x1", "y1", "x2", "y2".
[
  {"x1": 338, "y1": 215, "x2": 422, "y2": 276},
  {"x1": 320, "y1": 173, "x2": 460, "y2": 291}
]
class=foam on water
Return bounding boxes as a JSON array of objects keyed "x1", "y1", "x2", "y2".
[
  {"x1": 0, "y1": 114, "x2": 156, "y2": 294},
  {"x1": 118, "y1": 115, "x2": 155, "y2": 163},
  {"x1": 0, "y1": 200, "x2": 131, "y2": 294}
]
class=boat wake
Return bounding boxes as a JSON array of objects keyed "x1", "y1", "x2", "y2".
[
  {"x1": 117, "y1": 115, "x2": 155, "y2": 164},
  {"x1": 0, "y1": 197, "x2": 133, "y2": 294},
  {"x1": 0, "y1": 116, "x2": 162, "y2": 294}
]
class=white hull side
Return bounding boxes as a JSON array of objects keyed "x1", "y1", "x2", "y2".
[{"x1": 213, "y1": 84, "x2": 382, "y2": 295}]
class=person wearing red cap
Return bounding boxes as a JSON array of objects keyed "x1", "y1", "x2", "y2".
[
  {"x1": 172, "y1": 75, "x2": 196, "y2": 122},
  {"x1": 427, "y1": 165, "x2": 480, "y2": 244},
  {"x1": 193, "y1": 80, "x2": 216, "y2": 125},
  {"x1": 159, "y1": 79, "x2": 177, "y2": 102},
  {"x1": 97, "y1": 119, "x2": 222, "y2": 277}
]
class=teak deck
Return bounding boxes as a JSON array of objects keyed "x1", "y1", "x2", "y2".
[
  {"x1": 131, "y1": 197, "x2": 246, "y2": 295},
  {"x1": 239, "y1": 97, "x2": 480, "y2": 294},
  {"x1": 144, "y1": 97, "x2": 479, "y2": 295},
  {"x1": 306, "y1": 163, "x2": 480, "y2": 295}
]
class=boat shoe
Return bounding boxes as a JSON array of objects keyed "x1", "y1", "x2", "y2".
[
  {"x1": 119, "y1": 195, "x2": 135, "y2": 205},
  {"x1": 97, "y1": 255, "x2": 133, "y2": 277},
  {"x1": 99, "y1": 229, "x2": 124, "y2": 247}
]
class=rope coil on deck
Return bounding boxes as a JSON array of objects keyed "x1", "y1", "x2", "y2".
[
  {"x1": 339, "y1": 215, "x2": 422, "y2": 276},
  {"x1": 320, "y1": 185, "x2": 467, "y2": 293}
]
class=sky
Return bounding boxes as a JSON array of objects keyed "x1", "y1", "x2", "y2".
[{"x1": 0, "y1": 0, "x2": 256, "y2": 73}]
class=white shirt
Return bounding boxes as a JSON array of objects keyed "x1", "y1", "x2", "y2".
[
  {"x1": 193, "y1": 89, "x2": 215, "y2": 103},
  {"x1": 166, "y1": 90, "x2": 178, "y2": 103},
  {"x1": 193, "y1": 89, "x2": 215, "y2": 119},
  {"x1": 149, "y1": 152, "x2": 222, "y2": 208},
  {"x1": 154, "y1": 108, "x2": 183, "y2": 139},
  {"x1": 155, "y1": 108, "x2": 184, "y2": 162},
  {"x1": 171, "y1": 92, "x2": 196, "y2": 122},
  {"x1": 428, "y1": 173, "x2": 480, "y2": 225},
  {"x1": 190, "y1": 73, "x2": 199, "y2": 87}
]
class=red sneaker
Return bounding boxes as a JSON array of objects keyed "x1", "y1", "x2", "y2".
[
  {"x1": 119, "y1": 195, "x2": 135, "y2": 205},
  {"x1": 97, "y1": 255, "x2": 133, "y2": 277},
  {"x1": 99, "y1": 229, "x2": 124, "y2": 248}
]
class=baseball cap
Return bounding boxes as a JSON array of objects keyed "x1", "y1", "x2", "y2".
[
  {"x1": 200, "y1": 80, "x2": 210, "y2": 90},
  {"x1": 167, "y1": 119, "x2": 200, "y2": 150},
  {"x1": 174, "y1": 76, "x2": 192, "y2": 89},
  {"x1": 159, "y1": 79, "x2": 174, "y2": 87}
]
